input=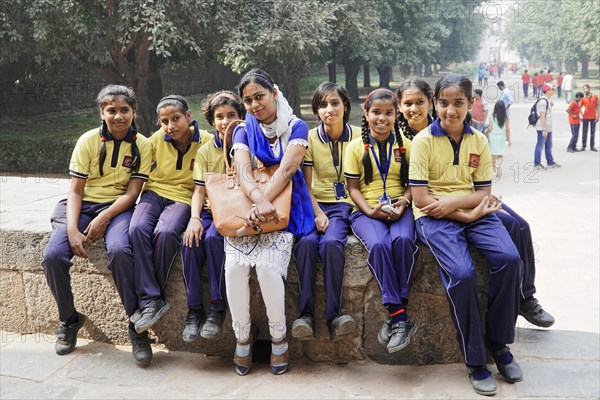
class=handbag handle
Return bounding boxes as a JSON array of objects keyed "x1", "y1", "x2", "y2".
[
  {"x1": 222, "y1": 119, "x2": 246, "y2": 176},
  {"x1": 222, "y1": 119, "x2": 269, "y2": 182}
]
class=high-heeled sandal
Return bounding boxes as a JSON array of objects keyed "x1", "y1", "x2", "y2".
[
  {"x1": 233, "y1": 325, "x2": 258, "y2": 376},
  {"x1": 270, "y1": 338, "x2": 289, "y2": 375}
]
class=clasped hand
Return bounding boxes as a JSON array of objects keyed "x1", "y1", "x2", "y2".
[{"x1": 245, "y1": 200, "x2": 279, "y2": 227}]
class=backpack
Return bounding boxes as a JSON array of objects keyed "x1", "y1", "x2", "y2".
[{"x1": 528, "y1": 98, "x2": 549, "y2": 127}]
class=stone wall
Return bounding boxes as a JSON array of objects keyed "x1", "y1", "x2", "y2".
[{"x1": 0, "y1": 229, "x2": 490, "y2": 365}]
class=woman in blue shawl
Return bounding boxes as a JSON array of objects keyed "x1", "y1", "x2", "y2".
[{"x1": 225, "y1": 69, "x2": 314, "y2": 376}]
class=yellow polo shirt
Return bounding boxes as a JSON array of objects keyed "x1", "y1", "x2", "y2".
[
  {"x1": 304, "y1": 124, "x2": 360, "y2": 204},
  {"x1": 69, "y1": 128, "x2": 152, "y2": 203},
  {"x1": 344, "y1": 131, "x2": 411, "y2": 210},
  {"x1": 143, "y1": 124, "x2": 212, "y2": 205},
  {"x1": 408, "y1": 119, "x2": 492, "y2": 220},
  {"x1": 193, "y1": 133, "x2": 229, "y2": 185}
]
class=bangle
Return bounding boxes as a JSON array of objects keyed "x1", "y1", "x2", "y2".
[
  {"x1": 399, "y1": 197, "x2": 411, "y2": 207},
  {"x1": 190, "y1": 216, "x2": 202, "y2": 222}
]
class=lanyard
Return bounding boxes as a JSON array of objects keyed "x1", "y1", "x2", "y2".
[
  {"x1": 322, "y1": 124, "x2": 345, "y2": 182},
  {"x1": 370, "y1": 141, "x2": 393, "y2": 197}
]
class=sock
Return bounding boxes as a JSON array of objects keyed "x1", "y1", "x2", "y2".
[
  {"x1": 468, "y1": 364, "x2": 491, "y2": 380},
  {"x1": 522, "y1": 295, "x2": 534, "y2": 303},
  {"x1": 209, "y1": 301, "x2": 227, "y2": 313},
  {"x1": 271, "y1": 340, "x2": 288, "y2": 367},
  {"x1": 64, "y1": 310, "x2": 79, "y2": 326},
  {"x1": 387, "y1": 304, "x2": 407, "y2": 323},
  {"x1": 486, "y1": 336, "x2": 513, "y2": 364},
  {"x1": 235, "y1": 343, "x2": 250, "y2": 357},
  {"x1": 189, "y1": 306, "x2": 204, "y2": 314}
]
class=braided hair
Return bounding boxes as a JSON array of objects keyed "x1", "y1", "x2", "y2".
[
  {"x1": 361, "y1": 89, "x2": 409, "y2": 188},
  {"x1": 96, "y1": 85, "x2": 140, "y2": 176},
  {"x1": 395, "y1": 78, "x2": 434, "y2": 140}
]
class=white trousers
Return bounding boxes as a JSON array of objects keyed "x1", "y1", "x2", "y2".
[{"x1": 225, "y1": 262, "x2": 287, "y2": 342}]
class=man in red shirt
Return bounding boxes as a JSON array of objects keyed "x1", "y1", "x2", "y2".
[
  {"x1": 545, "y1": 70, "x2": 552, "y2": 84},
  {"x1": 556, "y1": 72, "x2": 564, "y2": 98},
  {"x1": 580, "y1": 84, "x2": 599, "y2": 151},
  {"x1": 522, "y1": 70, "x2": 531, "y2": 98},
  {"x1": 566, "y1": 92, "x2": 584, "y2": 152}
]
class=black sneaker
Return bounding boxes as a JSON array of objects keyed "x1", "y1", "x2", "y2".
[
  {"x1": 387, "y1": 320, "x2": 418, "y2": 353},
  {"x1": 200, "y1": 309, "x2": 226, "y2": 339},
  {"x1": 55, "y1": 312, "x2": 87, "y2": 355},
  {"x1": 182, "y1": 309, "x2": 206, "y2": 342},
  {"x1": 327, "y1": 314, "x2": 356, "y2": 341},
  {"x1": 592, "y1": 147, "x2": 598, "y2": 152},
  {"x1": 377, "y1": 318, "x2": 392, "y2": 345},
  {"x1": 519, "y1": 297, "x2": 555, "y2": 328},
  {"x1": 134, "y1": 299, "x2": 171, "y2": 333},
  {"x1": 128, "y1": 327, "x2": 155, "y2": 367},
  {"x1": 487, "y1": 345, "x2": 523, "y2": 383},
  {"x1": 291, "y1": 314, "x2": 314, "y2": 340}
]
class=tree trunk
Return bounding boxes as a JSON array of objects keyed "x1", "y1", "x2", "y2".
[
  {"x1": 343, "y1": 60, "x2": 361, "y2": 101},
  {"x1": 364, "y1": 63, "x2": 371, "y2": 88},
  {"x1": 328, "y1": 62, "x2": 337, "y2": 83},
  {"x1": 424, "y1": 63, "x2": 433, "y2": 77},
  {"x1": 413, "y1": 63, "x2": 422, "y2": 77},
  {"x1": 376, "y1": 65, "x2": 391, "y2": 88},
  {"x1": 580, "y1": 55, "x2": 589, "y2": 79},
  {"x1": 277, "y1": 64, "x2": 303, "y2": 118},
  {"x1": 147, "y1": 53, "x2": 163, "y2": 117},
  {"x1": 399, "y1": 64, "x2": 411, "y2": 78},
  {"x1": 389, "y1": 66, "x2": 393, "y2": 83}
]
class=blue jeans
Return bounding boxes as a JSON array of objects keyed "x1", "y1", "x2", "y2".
[
  {"x1": 581, "y1": 119, "x2": 597, "y2": 149},
  {"x1": 568, "y1": 124, "x2": 580, "y2": 150},
  {"x1": 534, "y1": 130, "x2": 555, "y2": 165}
]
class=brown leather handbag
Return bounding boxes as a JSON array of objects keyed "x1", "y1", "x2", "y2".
[{"x1": 205, "y1": 120, "x2": 292, "y2": 237}]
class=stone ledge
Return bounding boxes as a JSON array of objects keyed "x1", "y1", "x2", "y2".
[{"x1": 0, "y1": 229, "x2": 489, "y2": 365}]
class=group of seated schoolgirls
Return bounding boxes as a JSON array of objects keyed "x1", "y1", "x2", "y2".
[{"x1": 41, "y1": 70, "x2": 554, "y2": 395}]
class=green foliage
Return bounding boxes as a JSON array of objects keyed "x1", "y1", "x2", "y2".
[{"x1": 503, "y1": 0, "x2": 600, "y2": 65}]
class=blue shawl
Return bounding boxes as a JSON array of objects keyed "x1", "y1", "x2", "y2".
[{"x1": 239, "y1": 114, "x2": 314, "y2": 236}]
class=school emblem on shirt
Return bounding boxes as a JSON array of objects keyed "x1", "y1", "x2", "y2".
[
  {"x1": 122, "y1": 156, "x2": 133, "y2": 168},
  {"x1": 190, "y1": 159, "x2": 195, "y2": 171},
  {"x1": 469, "y1": 153, "x2": 480, "y2": 168}
]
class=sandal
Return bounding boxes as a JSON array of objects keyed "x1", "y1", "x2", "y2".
[
  {"x1": 270, "y1": 339, "x2": 289, "y2": 375},
  {"x1": 233, "y1": 325, "x2": 258, "y2": 376}
]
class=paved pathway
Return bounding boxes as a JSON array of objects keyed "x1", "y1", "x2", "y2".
[{"x1": 1, "y1": 72, "x2": 599, "y2": 399}]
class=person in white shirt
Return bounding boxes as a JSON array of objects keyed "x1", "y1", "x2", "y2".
[{"x1": 561, "y1": 72, "x2": 574, "y2": 103}]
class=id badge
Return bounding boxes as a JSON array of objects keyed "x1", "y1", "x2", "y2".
[
  {"x1": 378, "y1": 195, "x2": 391, "y2": 205},
  {"x1": 333, "y1": 181, "x2": 348, "y2": 200}
]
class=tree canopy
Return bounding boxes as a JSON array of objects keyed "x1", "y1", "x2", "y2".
[
  {"x1": 503, "y1": 0, "x2": 599, "y2": 76},
  {"x1": 2, "y1": 0, "x2": 488, "y2": 125}
]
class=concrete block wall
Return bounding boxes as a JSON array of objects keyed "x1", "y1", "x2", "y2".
[{"x1": 0, "y1": 229, "x2": 490, "y2": 365}]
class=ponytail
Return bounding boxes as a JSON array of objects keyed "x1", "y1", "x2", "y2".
[
  {"x1": 360, "y1": 114, "x2": 373, "y2": 185},
  {"x1": 99, "y1": 121, "x2": 109, "y2": 176},
  {"x1": 129, "y1": 120, "x2": 141, "y2": 173},
  {"x1": 393, "y1": 119, "x2": 409, "y2": 188}
]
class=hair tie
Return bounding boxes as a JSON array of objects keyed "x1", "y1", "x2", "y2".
[
  {"x1": 399, "y1": 146, "x2": 406, "y2": 154},
  {"x1": 131, "y1": 134, "x2": 137, "y2": 142},
  {"x1": 363, "y1": 143, "x2": 370, "y2": 150}
]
